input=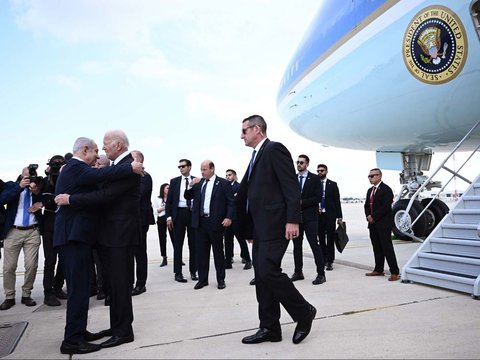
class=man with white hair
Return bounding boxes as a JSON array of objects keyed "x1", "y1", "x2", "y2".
[
  {"x1": 54, "y1": 136, "x2": 143, "y2": 355},
  {"x1": 58, "y1": 130, "x2": 142, "y2": 349}
]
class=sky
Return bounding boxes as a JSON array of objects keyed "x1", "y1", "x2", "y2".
[{"x1": 0, "y1": 0, "x2": 476, "y2": 199}]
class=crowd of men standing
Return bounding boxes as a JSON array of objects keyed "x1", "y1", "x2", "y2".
[{"x1": 0, "y1": 115, "x2": 401, "y2": 354}]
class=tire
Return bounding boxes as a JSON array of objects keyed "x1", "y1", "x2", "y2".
[
  {"x1": 421, "y1": 198, "x2": 450, "y2": 235},
  {"x1": 392, "y1": 199, "x2": 427, "y2": 240}
]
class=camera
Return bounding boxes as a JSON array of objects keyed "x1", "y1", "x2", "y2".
[
  {"x1": 28, "y1": 164, "x2": 39, "y2": 182},
  {"x1": 46, "y1": 155, "x2": 65, "y2": 177}
]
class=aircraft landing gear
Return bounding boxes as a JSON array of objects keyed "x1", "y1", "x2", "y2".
[{"x1": 392, "y1": 199, "x2": 427, "y2": 240}]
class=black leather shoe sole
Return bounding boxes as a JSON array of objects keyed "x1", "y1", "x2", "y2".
[
  {"x1": 0, "y1": 299, "x2": 15, "y2": 310},
  {"x1": 100, "y1": 335, "x2": 134, "y2": 348},
  {"x1": 290, "y1": 274, "x2": 305, "y2": 282},
  {"x1": 131, "y1": 286, "x2": 146, "y2": 296},
  {"x1": 175, "y1": 275, "x2": 187, "y2": 283},
  {"x1": 194, "y1": 282, "x2": 208, "y2": 290},
  {"x1": 242, "y1": 329, "x2": 282, "y2": 344},
  {"x1": 84, "y1": 329, "x2": 112, "y2": 342},
  {"x1": 293, "y1": 305, "x2": 317, "y2": 344},
  {"x1": 21, "y1": 297, "x2": 37, "y2": 306},
  {"x1": 60, "y1": 341, "x2": 101, "y2": 354},
  {"x1": 312, "y1": 275, "x2": 326, "y2": 285}
]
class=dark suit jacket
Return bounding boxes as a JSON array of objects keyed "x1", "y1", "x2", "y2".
[
  {"x1": 65, "y1": 155, "x2": 142, "y2": 248},
  {"x1": 364, "y1": 181, "x2": 394, "y2": 228},
  {"x1": 185, "y1": 176, "x2": 234, "y2": 231},
  {"x1": 236, "y1": 139, "x2": 301, "y2": 241},
  {"x1": 322, "y1": 178, "x2": 343, "y2": 220},
  {"x1": 140, "y1": 172, "x2": 155, "y2": 228},
  {"x1": 165, "y1": 175, "x2": 195, "y2": 221},
  {"x1": 1, "y1": 181, "x2": 42, "y2": 240},
  {"x1": 53, "y1": 158, "x2": 134, "y2": 247},
  {"x1": 299, "y1": 171, "x2": 322, "y2": 223}
]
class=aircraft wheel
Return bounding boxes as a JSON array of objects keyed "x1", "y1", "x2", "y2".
[
  {"x1": 421, "y1": 198, "x2": 450, "y2": 235},
  {"x1": 392, "y1": 199, "x2": 427, "y2": 240}
]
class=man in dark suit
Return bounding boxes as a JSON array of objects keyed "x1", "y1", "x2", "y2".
[
  {"x1": 317, "y1": 164, "x2": 343, "y2": 271},
  {"x1": 236, "y1": 115, "x2": 316, "y2": 345},
  {"x1": 364, "y1": 168, "x2": 400, "y2": 281},
  {"x1": 166, "y1": 159, "x2": 198, "y2": 283},
  {"x1": 224, "y1": 169, "x2": 252, "y2": 270},
  {"x1": 291, "y1": 155, "x2": 326, "y2": 285},
  {"x1": 56, "y1": 130, "x2": 143, "y2": 350},
  {"x1": 130, "y1": 150, "x2": 155, "y2": 296},
  {"x1": 53, "y1": 136, "x2": 143, "y2": 354},
  {"x1": 185, "y1": 160, "x2": 234, "y2": 290}
]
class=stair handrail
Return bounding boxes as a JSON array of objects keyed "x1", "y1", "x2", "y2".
[{"x1": 398, "y1": 119, "x2": 480, "y2": 239}]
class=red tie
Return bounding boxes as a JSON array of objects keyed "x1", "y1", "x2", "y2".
[{"x1": 369, "y1": 186, "x2": 376, "y2": 213}]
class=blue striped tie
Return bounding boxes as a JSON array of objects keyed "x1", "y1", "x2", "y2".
[{"x1": 23, "y1": 188, "x2": 31, "y2": 226}]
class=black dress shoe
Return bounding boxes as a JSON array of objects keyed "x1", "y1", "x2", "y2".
[
  {"x1": 60, "y1": 340, "x2": 101, "y2": 354},
  {"x1": 54, "y1": 288, "x2": 68, "y2": 299},
  {"x1": 104, "y1": 295, "x2": 111, "y2": 306},
  {"x1": 242, "y1": 328, "x2": 282, "y2": 344},
  {"x1": 243, "y1": 261, "x2": 252, "y2": 270},
  {"x1": 160, "y1": 257, "x2": 167, "y2": 267},
  {"x1": 85, "y1": 329, "x2": 112, "y2": 341},
  {"x1": 44, "y1": 294, "x2": 61, "y2": 306},
  {"x1": 191, "y1": 273, "x2": 198, "y2": 281},
  {"x1": 194, "y1": 281, "x2": 208, "y2": 290},
  {"x1": 293, "y1": 305, "x2": 316, "y2": 344},
  {"x1": 224, "y1": 262, "x2": 233, "y2": 269},
  {"x1": 21, "y1": 297, "x2": 37, "y2": 307},
  {"x1": 217, "y1": 280, "x2": 226, "y2": 289},
  {"x1": 0, "y1": 299, "x2": 15, "y2": 310},
  {"x1": 131, "y1": 286, "x2": 146, "y2": 296},
  {"x1": 241, "y1": 258, "x2": 247, "y2": 264},
  {"x1": 290, "y1": 272, "x2": 305, "y2": 282},
  {"x1": 175, "y1": 274, "x2": 187, "y2": 283},
  {"x1": 100, "y1": 334, "x2": 134, "y2": 348},
  {"x1": 312, "y1": 274, "x2": 326, "y2": 285},
  {"x1": 90, "y1": 288, "x2": 99, "y2": 297},
  {"x1": 249, "y1": 278, "x2": 256, "y2": 286},
  {"x1": 326, "y1": 262, "x2": 333, "y2": 271}
]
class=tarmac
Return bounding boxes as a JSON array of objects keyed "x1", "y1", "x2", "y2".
[{"x1": 1, "y1": 202, "x2": 479, "y2": 359}]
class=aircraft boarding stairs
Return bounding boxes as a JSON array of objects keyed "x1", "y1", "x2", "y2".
[{"x1": 401, "y1": 174, "x2": 480, "y2": 299}]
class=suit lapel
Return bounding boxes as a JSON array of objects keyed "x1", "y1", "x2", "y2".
[{"x1": 250, "y1": 138, "x2": 269, "y2": 177}]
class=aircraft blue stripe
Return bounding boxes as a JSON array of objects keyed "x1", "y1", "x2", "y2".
[{"x1": 277, "y1": 0, "x2": 390, "y2": 102}]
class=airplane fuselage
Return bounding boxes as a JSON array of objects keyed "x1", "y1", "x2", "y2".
[{"x1": 277, "y1": 0, "x2": 480, "y2": 154}]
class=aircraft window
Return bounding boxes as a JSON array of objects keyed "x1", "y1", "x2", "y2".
[{"x1": 472, "y1": 1, "x2": 480, "y2": 41}]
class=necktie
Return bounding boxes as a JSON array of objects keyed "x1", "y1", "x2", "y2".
[
  {"x1": 185, "y1": 177, "x2": 192, "y2": 208},
  {"x1": 298, "y1": 175, "x2": 304, "y2": 191},
  {"x1": 23, "y1": 188, "x2": 31, "y2": 226},
  {"x1": 247, "y1": 150, "x2": 256, "y2": 180},
  {"x1": 320, "y1": 180, "x2": 325, "y2": 209},
  {"x1": 369, "y1": 186, "x2": 376, "y2": 213},
  {"x1": 200, "y1": 179, "x2": 209, "y2": 216}
]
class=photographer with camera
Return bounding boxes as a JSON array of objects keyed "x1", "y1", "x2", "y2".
[
  {"x1": 40, "y1": 155, "x2": 68, "y2": 306},
  {"x1": 0, "y1": 165, "x2": 43, "y2": 311}
]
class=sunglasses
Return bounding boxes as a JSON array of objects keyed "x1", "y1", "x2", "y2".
[
  {"x1": 178, "y1": 165, "x2": 188, "y2": 169},
  {"x1": 368, "y1": 174, "x2": 380, "y2": 178},
  {"x1": 241, "y1": 125, "x2": 256, "y2": 134},
  {"x1": 296, "y1": 161, "x2": 305, "y2": 165},
  {"x1": 317, "y1": 169, "x2": 326, "y2": 173}
]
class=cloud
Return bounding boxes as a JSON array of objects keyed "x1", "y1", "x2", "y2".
[{"x1": 49, "y1": 74, "x2": 80, "y2": 89}]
